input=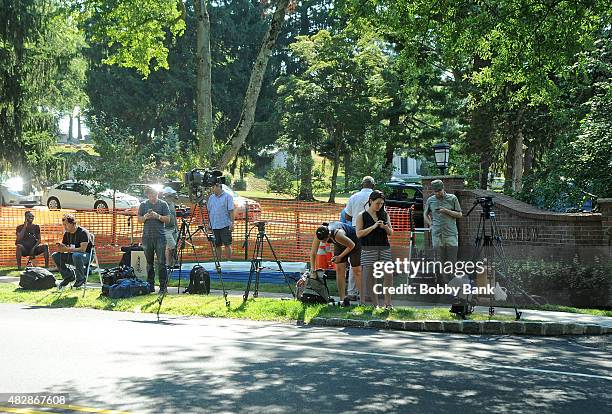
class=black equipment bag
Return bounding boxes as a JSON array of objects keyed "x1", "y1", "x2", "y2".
[
  {"x1": 119, "y1": 244, "x2": 143, "y2": 267},
  {"x1": 185, "y1": 265, "x2": 210, "y2": 294},
  {"x1": 101, "y1": 266, "x2": 136, "y2": 296},
  {"x1": 19, "y1": 267, "x2": 56, "y2": 290},
  {"x1": 296, "y1": 269, "x2": 331, "y2": 304}
]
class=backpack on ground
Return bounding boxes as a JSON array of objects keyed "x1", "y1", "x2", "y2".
[
  {"x1": 101, "y1": 266, "x2": 136, "y2": 296},
  {"x1": 108, "y1": 278, "x2": 151, "y2": 299},
  {"x1": 296, "y1": 269, "x2": 331, "y2": 304},
  {"x1": 185, "y1": 265, "x2": 210, "y2": 294},
  {"x1": 19, "y1": 267, "x2": 56, "y2": 290}
]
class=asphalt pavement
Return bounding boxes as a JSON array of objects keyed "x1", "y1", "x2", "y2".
[{"x1": 0, "y1": 303, "x2": 610, "y2": 414}]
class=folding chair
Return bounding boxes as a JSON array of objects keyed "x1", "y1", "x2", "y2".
[{"x1": 82, "y1": 233, "x2": 102, "y2": 297}]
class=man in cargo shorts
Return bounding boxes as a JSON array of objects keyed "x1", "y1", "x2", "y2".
[
  {"x1": 424, "y1": 179, "x2": 462, "y2": 283},
  {"x1": 207, "y1": 182, "x2": 234, "y2": 261}
]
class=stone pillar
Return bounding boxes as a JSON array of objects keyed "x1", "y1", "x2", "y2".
[{"x1": 598, "y1": 198, "x2": 612, "y2": 246}]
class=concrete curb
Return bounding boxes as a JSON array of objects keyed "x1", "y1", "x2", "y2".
[{"x1": 308, "y1": 317, "x2": 612, "y2": 336}]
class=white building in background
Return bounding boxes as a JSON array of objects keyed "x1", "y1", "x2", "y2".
[
  {"x1": 391, "y1": 153, "x2": 422, "y2": 179},
  {"x1": 271, "y1": 150, "x2": 289, "y2": 169}
]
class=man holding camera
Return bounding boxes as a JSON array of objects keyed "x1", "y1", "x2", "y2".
[
  {"x1": 207, "y1": 182, "x2": 234, "y2": 261},
  {"x1": 16, "y1": 211, "x2": 49, "y2": 269},
  {"x1": 424, "y1": 179, "x2": 462, "y2": 282},
  {"x1": 138, "y1": 186, "x2": 170, "y2": 293}
]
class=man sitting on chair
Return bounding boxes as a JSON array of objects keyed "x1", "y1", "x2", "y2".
[
  {"x1": 16, "y1": 211, "x2": 49, "y2": 269},
  {"x1": 52, "y1": 214, "x2": 92, "y2": 288}
]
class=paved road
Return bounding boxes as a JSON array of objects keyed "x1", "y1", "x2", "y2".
[{"x1": 0, "y1": 303, "x2": 610, "y2": 414}]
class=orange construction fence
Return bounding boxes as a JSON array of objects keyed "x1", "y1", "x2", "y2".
[{"x1": 0, "y1": 200, "x2": 414, "y2": 268}]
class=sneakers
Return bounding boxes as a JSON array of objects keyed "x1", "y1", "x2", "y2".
[
  {"x1": 73, "y1": 279, "x2": 86, "y2": 289},
  {"x1": 58, "y1": 276, "x2": 75, "y2": 288},
  {"x1": 341, "y1": 297, "x2": 351, "y2": 307}
]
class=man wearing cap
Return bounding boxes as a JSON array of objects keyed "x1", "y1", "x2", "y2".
[
  {"x1": 343, "y1": 176, "x2": 375, "y2": 299},
  {"x1": 424, "y1": 179, "x2": 462, "y2": 282},
  {"x1": 15, "y1": 211, "x2": 49, "y2": 269},
  {"x1": 138, "y1": 186, "x2": 170, "y2": 293}
]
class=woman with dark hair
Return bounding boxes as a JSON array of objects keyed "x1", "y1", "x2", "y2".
[
  {"x1": 310, "y1": 222, "x2": 363, "y2": 306},
  {"x1": 356, "y1": 190, "x2": 394, "y2": 309}
]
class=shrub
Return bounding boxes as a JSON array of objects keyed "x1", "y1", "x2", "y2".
[
  {"x1": 505, "y1": 256, "x2": 611, "y2": 308},
  {"x1": 265, "y1": 167, "x2": 294, "y2": 196},
  {"x1": 233, "y1": 178, "x2": 247, "y2": 191}
]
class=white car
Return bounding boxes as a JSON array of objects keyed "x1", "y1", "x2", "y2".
[
  {"x1": 0, "y1": 185, "x2": 41, "y2": 208},
  {"x1": 46, "y1": 181, "x2": 140, "y2": 211}
]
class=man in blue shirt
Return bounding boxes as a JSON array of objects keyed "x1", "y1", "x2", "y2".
[
  {"x1": 207, "y1": 183, "x2": 235, "y2": 260},
  {"x1": 138, "y1": 186, "x2": 170, "y2": 293}
]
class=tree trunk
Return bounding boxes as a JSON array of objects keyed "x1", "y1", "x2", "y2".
[
  {"x1": 384, "y1": 140, "x2": 395, "y2": 169},
  {"x1": 523, "y1": 140, "x2": 534, "y2": 177},
  {"x1": 466, "y1": 56, "x2": 495, "y2": 189},
  {"x1": 467, "y1": 103, "x2": 495, "y2": 189},
  {"x1": 328, "y1": 137, "x2": 341, "y2": 203},
  {"x1": 510, "y1": 108, "x2": 525, "y2": 192},
  {"x1": 217, "y1": 0, "x2": 290, "y2": 170},
  {"x1": 194, "y1": 0, "x2": 214, "y2": 164},
  {"x1": 229, "y1": 155, "x2": 238, "y2": 177},
  {"x1": 343, "y1": 151, "x2": 350, "y2": 192},
  {"x1": 384, "y1": 101, "x2": 401, "y2": 168},
  {"x1": 68, "y1": 114, "x2": 73, "y2": 143},
  {"x1": 298, "y1": 144, "x2": 314, "y2": 201},
  {"x1": 77, "y1": 114, "x2": 83, "y2": 141}
]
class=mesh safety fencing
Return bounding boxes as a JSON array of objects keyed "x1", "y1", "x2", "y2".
[{"x1": 0, "y1": 201, "x2": 413, "y2": 267}]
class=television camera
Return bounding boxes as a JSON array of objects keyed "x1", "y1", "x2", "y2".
[{"x1": 184, "y1": 168, "x2": 226, "y2": 200}]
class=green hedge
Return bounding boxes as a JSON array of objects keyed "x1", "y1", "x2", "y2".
[{"x1": 505, "y1": 256, "x2": 611, "y2": 308}]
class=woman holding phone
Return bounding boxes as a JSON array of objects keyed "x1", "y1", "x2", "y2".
[{"x1": 356, "y1": 190, "x2": 394, "y2": 309}]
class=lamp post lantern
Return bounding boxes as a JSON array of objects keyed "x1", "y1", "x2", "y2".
[{"x1": 433, "y1": 143, "x2": 451, "y2": 175}]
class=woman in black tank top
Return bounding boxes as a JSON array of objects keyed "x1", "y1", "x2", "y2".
[{"x1": 356, "y1": 190, "x2": 394, "y2": 309}]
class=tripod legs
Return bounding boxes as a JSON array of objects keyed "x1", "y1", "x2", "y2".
[{"x1": 243, "y1": 230, "x2": 295, "y2": 303}]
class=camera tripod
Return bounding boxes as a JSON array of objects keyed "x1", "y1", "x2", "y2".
[
  {"x1": 243, "y1": 221, "x2": 296, "y2": 302},
  {"x1": 175, "y1": 198, "x2": 230, "y2": 307},
  {"x1": 461, "y1": 198, "x2": 539, "y2": 320}
]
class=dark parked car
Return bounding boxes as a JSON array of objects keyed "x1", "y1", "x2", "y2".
[{"x1": 384, "y1": 181, "x2": 424, "y2": 228}]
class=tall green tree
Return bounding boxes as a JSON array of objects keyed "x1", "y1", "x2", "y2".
[
  {"x1": 0, "y1": 0, "x2": 84, "y2": 187},
  {"x1": 340, "y1": 0, "x2": 611, "y2": 189}
]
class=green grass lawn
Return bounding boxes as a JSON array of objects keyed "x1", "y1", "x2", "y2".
[
  {"x1": 0, "y1": 283, "x2": 513, "y2": 322},
  {"x1": 3, "y1": 268, "x2": 609, "y2": 319}
]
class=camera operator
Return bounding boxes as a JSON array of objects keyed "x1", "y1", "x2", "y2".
[
  {"x1": 207, "y1": 181, "x2": 234, "y2": 261},
  {"x1": 138, "y1": 186, "x2": 170, "y2": 294},
  {"x1": 424, "y1": 180, "x2": 462, "y2": 283}
]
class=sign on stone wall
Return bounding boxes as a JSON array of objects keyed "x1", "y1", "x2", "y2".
[{"x1": 498, "y1": 226, "x2": 538, "y2": 242}]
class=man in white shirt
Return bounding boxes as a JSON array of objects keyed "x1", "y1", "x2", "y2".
[{"x1": 343, "y1": 176, "x2": 375, "y2": 299}]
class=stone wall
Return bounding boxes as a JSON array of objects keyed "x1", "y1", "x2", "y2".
[{"x1": 421, "y1": 176, "x2": 611, "y2": 261}]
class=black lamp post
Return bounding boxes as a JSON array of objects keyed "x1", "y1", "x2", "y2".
[{"x1": 433, "y1": 143, "x2": 450, "y2": 175}]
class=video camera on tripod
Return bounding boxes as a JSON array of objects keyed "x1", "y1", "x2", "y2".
[
  {"x1": 184, "y1": 168, "x2": 226, "y2": 200},
  {"x1": 469, "y1": 196, "x2": 495, "y2": 218},
  {"x1": 175, "y1": 206, "x2": 191, "y2": 218}
]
